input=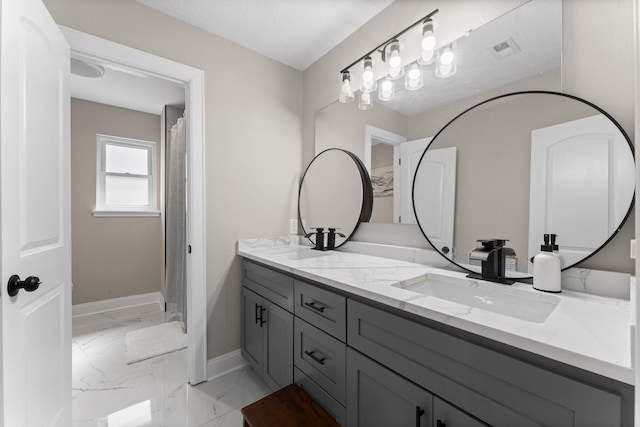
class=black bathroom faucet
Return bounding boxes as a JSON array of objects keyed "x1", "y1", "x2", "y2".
[
  {"x1": 467, "y1": 239, "x2": 515, "y2": 285},
  {"x1": 305, "y1": 227, "x2": 345, "y2": 251}
]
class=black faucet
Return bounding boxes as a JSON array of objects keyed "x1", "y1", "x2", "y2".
[
  {"x1": 304, "y1": 227, "x2": 325, "y2": 251},
  {"x1": 326, "y1": 228, "x2": 345, "y2": 250},
  {"x1": 467, "y1": 239, "x2": 515, "y2": 285},
  {"x1": 305, "y1": 227, "x2": 345, "y2": 251}
]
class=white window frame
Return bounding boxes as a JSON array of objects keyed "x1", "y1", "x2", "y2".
[{"x1": 93, "y1": 134, "x2": 159, "y2": 217}]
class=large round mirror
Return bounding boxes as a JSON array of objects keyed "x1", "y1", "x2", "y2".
[
  {"x1": 299, "y1": 148, "x2": 373, "y2": 249},
  {"x1": 413, "y1": 91, "x2": 635, "y2": 278}
]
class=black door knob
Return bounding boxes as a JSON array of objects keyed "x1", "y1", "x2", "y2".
[{"x1": 7, "y1": 275, "x2": 41, "y2": 297}]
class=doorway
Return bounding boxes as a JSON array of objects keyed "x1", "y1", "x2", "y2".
[{"x1": 61, "y1": 26, "x2": 207, "y2": 385}]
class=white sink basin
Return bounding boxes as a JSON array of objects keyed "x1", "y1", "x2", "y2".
[
  {"x1": 275, "y1": 248, "x2": 331, "y2": 260},
  {"x1": 392, "y1": 273, "x2": 560, "y2": 323}
]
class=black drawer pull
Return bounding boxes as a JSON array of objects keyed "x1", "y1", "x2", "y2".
[
  {"x1": 436, "y1": 420, "x2": 446, "y2": 427},
  {"x1": 304, "y1": 350, "x2": 326, "y2": 365},
  {"x1": 304, "y1": 301, "x2": 325, "y2": 313},
  {"x1": 416, "y1": 406, "x2": 425, "y2": 427}
]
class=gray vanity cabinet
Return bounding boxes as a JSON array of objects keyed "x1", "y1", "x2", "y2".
[
  {"x1": 293, "y1": 278, "x2": 348, "y2": 425},
  {"x1": 241, "y1": 261, "x2": 294, "y2": 390},
  {"x1": 347, "y1": 299, "x2": 622, "y2": 427},
  {"x1": 347, "y1": 347, "x2": 434, "y2": 427},
  {"x1": 240, "y1": 259, "x2": 631, "y2": 426}
]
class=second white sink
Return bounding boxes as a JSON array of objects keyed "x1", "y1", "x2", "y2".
[{"x1": 392, "y1": 273, "x2": 560, "y2": 323}]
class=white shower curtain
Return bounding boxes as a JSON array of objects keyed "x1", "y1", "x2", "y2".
[{"x1": 165, "y1": 116, "x2": 187, "y2": 331}]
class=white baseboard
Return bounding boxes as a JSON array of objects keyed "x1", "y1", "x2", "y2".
[
  {"x1": 72, "y1": 291, "x2": 165, "y2": 318},
  {"x1": 207, "y1": 349, "x2": 248, "y2": 381}
]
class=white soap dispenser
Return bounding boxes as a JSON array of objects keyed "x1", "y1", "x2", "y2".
[{"x1": 533, "y1": 233, "x2": 561, "y2": 293}]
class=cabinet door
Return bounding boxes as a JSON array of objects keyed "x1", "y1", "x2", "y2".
[
  {"x1": 347, "y1": 348, "x2": 432, "y2": 427},
  {"x1": 263, "y1": 298, "x2": 294, "y2": 389},
  {"x1": 434, "y1": 397, "x2": 487, "y2": 427},
  {"x1": 241, "y1": 287, "x2": 263, "y2": 373}
]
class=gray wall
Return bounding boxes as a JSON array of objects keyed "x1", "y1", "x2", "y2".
[
  {"x1": 71, "y1": 98, "x2": 163, "y2": 304},
  {"x1": 303, "y1": 0, "x2": 635, "y2": 274},
  {"x1": 46, "y1": 0, "x2": 303, "y2": 360}
]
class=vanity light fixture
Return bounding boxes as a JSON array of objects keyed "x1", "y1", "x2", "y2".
[
  {"x1": 436, "y1": 42, "x2": 457, "y2": 78},
  {"x1": 405, "y1": 63, "x2": 424, "y2": 90},
  {"x1": 338, "y1": 70, "x2": 354, "y2": 103},
  {"x1": 418, "y1": 18, "x2": 437, "y2": 65},
  {"x1": 385, "y1": 40, "x2": 404, "y2": 79},
  {"x1": 361, "y1": 56, "x2": 377, "y2": 92},
  {"x1": 338, "y1": 8, "x2": 439, "y2": 104}
]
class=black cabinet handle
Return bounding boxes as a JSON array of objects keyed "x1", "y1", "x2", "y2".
[
  {"x1": 436, "y1": 420, "x2": 446, "y2": 427},
  {"x1": 416, "y1": 406, "x2": 425, "y2": 427},
  {"x1": 259, "y1": 307, "x2": 266, "y2": 326},
  {"x1": 304, "y1": 350, "x2": 326, "y2": 365},
  {"x1": 303, "y1": 301, "x2": 325, "y2": 313}
]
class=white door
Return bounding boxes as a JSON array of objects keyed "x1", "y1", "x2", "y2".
[
  {"x1": 528, "y1": 115, "x2": 634, "y2": 271},
  {"x1": 0, "y1": 0, "x2": 71, "y2": 425},
  {"x1": 395, "y1": 138, "x2": 431, "y2": 224},
  {"x1": 412, "y1": 146, "x2": 457, "y2": 256}
]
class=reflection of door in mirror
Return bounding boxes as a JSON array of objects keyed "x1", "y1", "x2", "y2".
[
  {"x1": 365, "y1": 125, "x2": 405, "y2": 223},
  {"x1": 398, "y1": 138, "x2": 431, "y2": 224},
  {"x1": 414, "y1": 147, "x2": 457, "y2": 256},
  {"x1": 527, "y1": 115, "x2": 635, "y2": 272}
]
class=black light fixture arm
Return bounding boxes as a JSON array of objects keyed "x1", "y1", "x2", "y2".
[{"x1": 339, "y1": 8, "x2": 439, "y2": 74}]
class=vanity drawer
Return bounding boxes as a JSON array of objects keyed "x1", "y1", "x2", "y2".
[
  {"x1": 294, "y1": 368, "x2": 345, "y2": 426},
  {"x1": 294, "y1": 279, "x2": 346, "y2": 341},
  {"x1": 294, "y1": 317, "x2": 346, "y2": 406},
  {"x1": 347, "y1": 299, "x2": 621, "y2": 427},
  {"x1": 242, "y1": 260, "x2": 294, "y2": 312}
]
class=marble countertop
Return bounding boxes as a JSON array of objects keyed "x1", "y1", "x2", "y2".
[{"x1": 238, "y1": 238, "x2": 634, "y2": 385}]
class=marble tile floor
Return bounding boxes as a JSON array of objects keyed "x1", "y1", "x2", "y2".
[{"x1": 73, "y1": 303, "x2": 271, "y2": 426}]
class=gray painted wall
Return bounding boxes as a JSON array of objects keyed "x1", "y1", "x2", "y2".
[
  {"x1": 71, "y1": 98, "x2": 163, "y2": 304},
  {"x1": 46, "y1": 0, "x2": 303, "y2": 360}
]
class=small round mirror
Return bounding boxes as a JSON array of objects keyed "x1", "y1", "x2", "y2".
[{"x1": 299, "y1": 148, "x2": 373, "y2": 249}]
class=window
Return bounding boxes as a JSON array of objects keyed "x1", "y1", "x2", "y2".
[{"x1": 94, "y1": 135, "x2": 159, "y2": 217}]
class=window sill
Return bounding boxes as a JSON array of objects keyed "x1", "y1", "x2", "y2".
[{"x1": 92, "y1": 210, "x2": 161, "y2": 218}]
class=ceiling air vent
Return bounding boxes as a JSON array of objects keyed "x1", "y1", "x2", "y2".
[{"x1": 489, "y1": 37, "x2": 521, "y2": 59}]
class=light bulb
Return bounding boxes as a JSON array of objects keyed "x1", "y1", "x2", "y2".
[
  {"x1": 358, "y1": 90, "x2": 373, "y2": 110},
  {"x1": 421, "y1": 19, "x2": 436, "y2": 51},
  {"x1": 436, "y1": 44, "x2": 457, "y2": 78},
  {"x1": 362, "y1": 56, "x2": 374, "y2": 83},
  {"x1": 389, "y1": 53, "x2": 402, "y2": 69},
  {"x1": 405, "y1": 63, "x2": 423, "y2": 91},
  {"x1": 378, "y1": 78, "x2": 394, "y2": 101},
  {"x1": 439, "y1": 46, "x2": 454, "y2": 66},
  {"x1": 387, "y1": 40, "x2": 402, "y2": 74},
  {"x1": 338, "y1": 71, "x2": 354, "y2": 103}
]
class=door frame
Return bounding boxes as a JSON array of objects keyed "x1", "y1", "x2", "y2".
[
  {"x1": 364, "y1": 125, "x2": 406, "y2": 223},
  {"x1": 60, "y1": 27, "x2": 207, "y2": 385}
]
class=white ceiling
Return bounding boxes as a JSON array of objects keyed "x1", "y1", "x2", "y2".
[
  {"x1": 134, "y1": 0, "x2": 397, "y2": 71},
  {"x1": 70, "y1": 58, "x2": 185, "y2": 115},
  {"x1": 70, "y1": 0, "x2": 397, "y2": 114}
]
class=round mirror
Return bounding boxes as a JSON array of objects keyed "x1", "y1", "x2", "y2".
[
  {"x1": 299, "y1": 148, "x2": 373, "y2": 249},
  {"x1": 413, "y1": 91, "x2": 635, "y2": 278}
]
